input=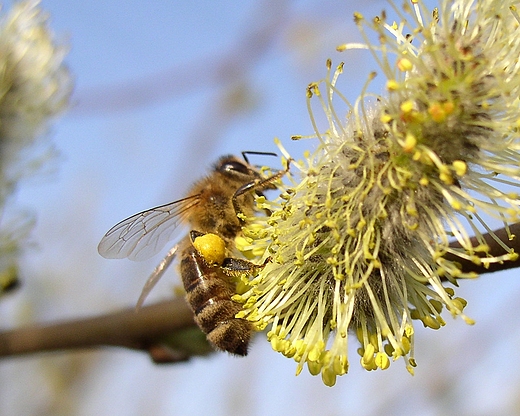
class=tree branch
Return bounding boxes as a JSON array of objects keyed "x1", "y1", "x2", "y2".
[
  {"x1": 0, "y1": 297, "x2": 210, "y2": 363},
  {"x1": 443, "y1": 222, "x2": 520, "y2": 275}
]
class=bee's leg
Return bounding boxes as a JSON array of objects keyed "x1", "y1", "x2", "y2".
[
  {"x1": 220, "y1": 256, "x2": 271, "y2": 278},
  {"x1": 232, "y1": 159, "x2": 292, "y2": 220},
  {"x1": 136, "y1": 245, "x2": 178, "y2": 310},
  {"x1": 189, "y1": 230, "x2": 205, "y2": 243}
]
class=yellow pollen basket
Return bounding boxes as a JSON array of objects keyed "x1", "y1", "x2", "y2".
[{"x1": 193, "y1": 233, "x2": 226, "y2": 266}]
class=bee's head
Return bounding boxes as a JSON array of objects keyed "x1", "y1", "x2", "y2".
[{"x1": 216, "y1": 155, "x2": 260, "y2": 180}]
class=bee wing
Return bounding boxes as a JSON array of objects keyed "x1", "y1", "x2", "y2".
[{"x1": 98, "y1": 194, "x2": 200, "y2": 261}]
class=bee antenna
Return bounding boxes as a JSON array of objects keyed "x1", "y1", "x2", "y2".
[{"x1": 241, "y1": 151, "x2": 277, "y2": 164}]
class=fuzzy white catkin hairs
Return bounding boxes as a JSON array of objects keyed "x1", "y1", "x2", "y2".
[{"x1": 0, "y1": 1, "x2": 72, "y2": 293}]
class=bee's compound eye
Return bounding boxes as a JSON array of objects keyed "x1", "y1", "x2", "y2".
[
  {"x1": 219, "y1": 160, "x2": 250, "y2": 175},
  {"x1": 192, "y1": 233, "x2": 226, "y2": 266}
]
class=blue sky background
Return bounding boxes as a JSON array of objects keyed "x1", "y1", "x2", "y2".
[{"x1": 1, "y1": 0, "x2": 520, "y2": 415}]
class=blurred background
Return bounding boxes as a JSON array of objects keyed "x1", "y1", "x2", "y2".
[{"x1": 1, "y1": 0, "x2": 519, "y2": 415}]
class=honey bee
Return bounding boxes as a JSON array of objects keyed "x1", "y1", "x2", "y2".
[{"x1": 98, "y1": 153, "x2": 287, "y2": 356}]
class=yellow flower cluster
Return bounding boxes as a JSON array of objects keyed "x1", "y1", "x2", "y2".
[{"x1": 237, "y1": 0, "x2": 520, "y2": 386}]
